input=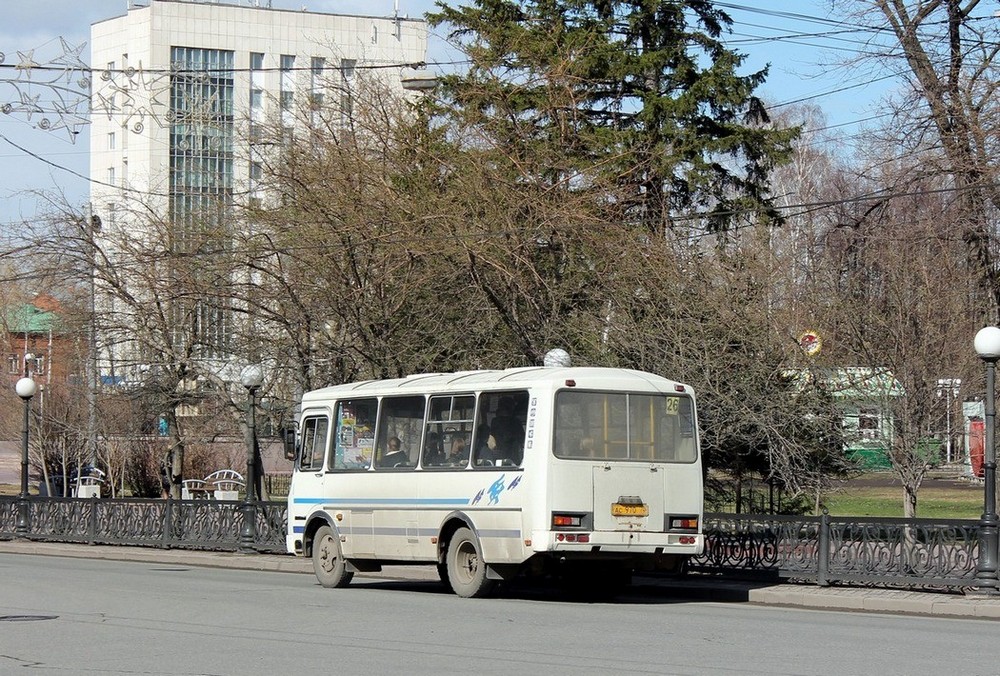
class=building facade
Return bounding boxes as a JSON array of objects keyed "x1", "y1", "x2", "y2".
[{"x1": 89, "y1": 0, "x2": 428, "y2": 381}]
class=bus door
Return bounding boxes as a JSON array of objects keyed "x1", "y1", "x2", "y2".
[
  {"x1": 330, "y1": 398, "x2": 377, "y2": 557},
  {"x1": 590, "y1": 392, "x2": 694, "y2": 533},
  {"x1": 290, "y1": 411, "x2": 332, "y2": 542}
]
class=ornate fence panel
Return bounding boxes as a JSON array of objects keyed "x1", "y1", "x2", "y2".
[
  {"x1": 690, "y1": 512, "x2": 979, "y2": 588},
  {"x1": 825, "y1": 517, "x2": 977, "y2": 587},
  {"x1": 691, "y1": 514, "x2": 822, "y2": 581},
  {"x1": 253, "y1": 501, "x2": 289, "y2": 553}
]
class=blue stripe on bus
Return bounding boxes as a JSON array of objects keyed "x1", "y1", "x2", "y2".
[
  {"x1": 289, "y1": 525, "x2": 520, "y2": 538},
  {"x1": 291, "y1": 497, "x2": 470, "y2": 506}
]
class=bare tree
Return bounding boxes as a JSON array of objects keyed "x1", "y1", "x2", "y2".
[
  {"x1": 816, "y1": 159, "x2": 981, "y2": 516},
  {"x1": 835, "y1": 0, "x2": 1000, "y2": 316}
]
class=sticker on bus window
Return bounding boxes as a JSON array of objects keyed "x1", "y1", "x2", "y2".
[{"x1": 665, "y1": 397, "x2": 680, "y2": 415}]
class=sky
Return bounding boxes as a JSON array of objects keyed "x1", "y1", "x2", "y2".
[{"x1": 0, "y1": 0, "x2": 985, "y2": 229}]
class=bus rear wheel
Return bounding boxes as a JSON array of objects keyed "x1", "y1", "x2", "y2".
[
  {"x1": 446, "y1": 527, "x2": 496, "y2": 598},
  {"x1": 313, "y1": 525, "x2": 354, "y2": 588}
]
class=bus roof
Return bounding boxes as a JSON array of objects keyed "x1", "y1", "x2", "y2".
[{"x1": 301, "y1": 366, "x2": 692, "y2": 403}]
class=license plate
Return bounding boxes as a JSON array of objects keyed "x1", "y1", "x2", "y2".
[{"x1": 611, "y1": 503, "x2": 648, "y2": 517}]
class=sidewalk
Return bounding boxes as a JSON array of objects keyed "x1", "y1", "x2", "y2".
[{"x1": 2, "y1": 540, "x2": 999, "y2": 619}]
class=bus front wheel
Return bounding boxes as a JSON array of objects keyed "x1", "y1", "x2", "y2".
[
  {"x1": 446, "y1": 527, "x2": 496, "y2": 598},
  {"x1": 313, "y1": 525, "x2": 354, "y2": 588}
]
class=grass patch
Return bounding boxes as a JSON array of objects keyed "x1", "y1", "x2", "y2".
[{"x1": 823, "y1": 486, "x2": 982, "y2": 519}]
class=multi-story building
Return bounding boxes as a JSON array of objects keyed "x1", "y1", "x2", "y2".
[{"x1": 89, "y1": 0, "x2": 428, "y2": 382}]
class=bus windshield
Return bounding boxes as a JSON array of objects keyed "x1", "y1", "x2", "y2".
[{"x1": 553, "y1": 390, "x2": 697, "y2": 462}]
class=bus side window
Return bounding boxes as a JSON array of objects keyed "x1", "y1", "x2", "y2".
[
  {"x1": 375, "y1": 395, "x2": 425, "y2": 470},
  {"x1": 476, "y1": 391, "x2": 528, "y2": 467},
  {"x1": 425, "y1": 394, "x2": 475, "y2": 468},
  {"x1": 330, "y1": 399, "x2": 377, "y2": 470},
  {"x1": 299, "y1": 416, "x2": 329, "y2": 471}
]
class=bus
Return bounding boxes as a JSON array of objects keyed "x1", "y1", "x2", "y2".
[{"x1": 285, "y1": 360, "x2": 703, "y2": 597}]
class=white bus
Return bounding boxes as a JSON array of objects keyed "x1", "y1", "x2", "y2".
[{"x1": 285, "y1": 362, "x2": 704, "y2": 597}]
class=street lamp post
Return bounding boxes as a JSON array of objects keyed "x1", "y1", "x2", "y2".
[
  {"x1": 973, "y1": 327, "x2": 1000, "y2": 592},
  {"x1": 15, "y1": 376, "x2": 37, "y2": 536},
  {"x1": 937, "y1": 378, "x2": 962, "y2": 463},
  {"x1": 239, "y1": 364, "x2": 264, "y2": 553}
]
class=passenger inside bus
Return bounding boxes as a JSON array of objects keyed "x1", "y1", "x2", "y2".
[
  {"x1": 446, "y1": 436, "x2": 470, "y2": 466},
  {"x1": 379, "y1": 436, "x2": 409, "y2": 467},
  {"x1": 473, "y1": 423, "x2": 495, "y2": 466},
  {"x1": 490, "y1": 395, "x2": 526, "y2": 464},
  {"x1": 422, "y1": 431, "x2": 443, "y2": 465}
]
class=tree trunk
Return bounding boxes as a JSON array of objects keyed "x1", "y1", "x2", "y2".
[{"x1": 902, "y1": 484, "x2": 918, "y2": 519}]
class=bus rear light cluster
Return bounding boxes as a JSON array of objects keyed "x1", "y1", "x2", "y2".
[
  {"x1": 556, "y1": 533, "x2": 590, "y2": 543},
  {"x1": 552, "y1": 514, "x2": 583, "y2": 528},
  {"x1": 670, "y1": 517, "x2": 699, "y2": 530},
  {"x1": 678, "y1": 535, "x2": 696, "y2": 545}
]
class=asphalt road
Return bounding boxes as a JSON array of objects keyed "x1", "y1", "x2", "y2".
[{"x1": 1, "y1": 553, "x2": 998, "y2": 676}]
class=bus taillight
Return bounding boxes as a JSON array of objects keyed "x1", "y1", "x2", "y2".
[
  {"x1": 556, "y1": 533, "x2": 590, "y2": 543},
  {"x1": 552, "y1": 513, "x2": 583, "y2": 528},
  {"x1": 670, "y1": 517, "x2": 699, "y2": 530}
]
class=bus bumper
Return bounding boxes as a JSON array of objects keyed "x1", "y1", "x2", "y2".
[{"x1": 535, "y1": 530, "x2": 704, "y2": 556}]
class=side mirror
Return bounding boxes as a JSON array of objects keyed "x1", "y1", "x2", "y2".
[{"x1": 282, "y1": 421, "x2": 298, "y2": 461}]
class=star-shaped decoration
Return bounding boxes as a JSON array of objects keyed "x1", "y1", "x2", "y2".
[
  {"x1": 51, "y1": 38, "x2": 88, "y2": 74},
  {"x1": 94, "y1": 89, "x2": 122, "y2": 121},
  {"x1": 15, "y1": 49, "x2": 41, "y2": 79},
  {"x1": 16, "y1": 89, "x2": 44, "y2": 119}
]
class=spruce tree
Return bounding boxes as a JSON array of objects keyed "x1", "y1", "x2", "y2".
[{"x1": 429, "y1": 0, "x2": 797, "y2": 234}]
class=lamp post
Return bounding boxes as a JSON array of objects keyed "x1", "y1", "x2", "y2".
[
  {"x1": 15, "y1": 376, "x2": 37, "y2": 536},
  {"x1": 936, "y1": 378, "x2": 962, "y2": 463},
  {"x1": 973, "y1": 327, "x2": 1000, "y2": 592},
  {"x1": 239, "y1": 364, "x2": 264, "y2": 552}
]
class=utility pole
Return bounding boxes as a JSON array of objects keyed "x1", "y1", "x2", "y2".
[{"x1": 85, "y1": 204, "x2": 101, "y2": 470}]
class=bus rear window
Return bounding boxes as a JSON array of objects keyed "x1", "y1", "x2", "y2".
[{"x1": 553, "y1": 390, "x2": 696, "y2": 462}]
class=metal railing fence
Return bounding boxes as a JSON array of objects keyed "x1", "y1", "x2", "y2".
[
  {"x1": 690, "y1": 512, "x2": 979, "y2": 589},
  {"x1": 0, "y1": 498, "x2": 984, "y2": 590},
  {"x1": 0, "y1": 496, "x2": 288, "y2": 553}
]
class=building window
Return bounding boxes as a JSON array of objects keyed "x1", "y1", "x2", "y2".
[
  {"x1": 311, "y1": 57, "x2": 325, "y2": 80},
  {"x1": 250, "y1": 52, "x2": 264, "y2": 71},
  {"x1": 108, "y1": 132, "x2": 116, "y2": 150},
  {"x1": 7, "y1": 354, "x2": 18, "y2": 374},
  {"x1": 340, "y1": 58, "x2": 356, "y2": 82},
  {"x1": 280, "y1": 55, "x2": 296, "y2": 125},
  {"x1": 107, "y1": 166, "x2": 116, "y2": 185},
  {"x1": 33, "y1": 356, "x2": 45, "y2": 376},
  {"x1": 858, "y1": 408, "x2": 879, "y2": 439}
]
